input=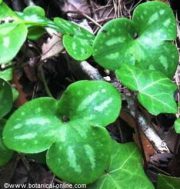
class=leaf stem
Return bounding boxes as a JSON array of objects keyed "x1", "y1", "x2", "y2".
[{"x1": 39, "y1": 63, "x2": 53, "y2": 98}]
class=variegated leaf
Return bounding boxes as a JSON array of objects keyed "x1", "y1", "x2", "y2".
[
  {"x1": 116, "y1": 64, "x2": 177, "y2": 115},
  {"x1": 0, "y1": 23, "x2": 27, "y2": 64},
  {"x1": 3, "y1": 98, "x2": 61, "y2": 153},
  {"x1": 0, "y1": 3, "x2": 27, "y2": 64},
  {"x1": 47, "y1": 121, "x2": 111, "y2": 184},
  {"x1": 3, "y1": 80, "x2": 121, "y2": 184},
  {"x1": 89, "y1": 140, "x2": 154, "y2": 189},
  {"x1": 54, "y1": 17, "x2": 94, "y2": 60},
  {"x1": 57, "y1": 80, "x2": 121, "y2": 127},
  {"x1": 93, "y1": 1, "x2": 178, "y2": 78}
]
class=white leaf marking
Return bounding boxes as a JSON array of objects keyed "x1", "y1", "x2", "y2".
[
  {"x1": 3, "y1": 37, "x2": 10, "y2": 48},
  {"x1": 14, "y1": 133, "x2": 37, "y2": 140},
  {"x1": 67, "y1": 146, "x2": 81, "y2": 173},
  {"x1": 84, "y1": 145, "x2": 96, "y2": 170},
  {"x1": 94, "y1": 98, "x2": 113, "y2": 112}
]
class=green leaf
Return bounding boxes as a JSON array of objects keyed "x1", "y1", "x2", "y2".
[
  {"x1": 0, "y1": 2, "x2": 21, "y2": 21},
  {"x1": 3, "y1": 80, "x2": 121, "y2": 184},
  {"x1": 0, "y1": 120, "x2": 13, "y2": 167},
  {"x1": 0, "y1": 3, "x2": 27, "y2": 64},
  {"x1": 54, "y1": 18, "x2": 94, "y2": 60},
  {"x1": 0, "y1": 78, "x2": 13, "y2": 118},
  {"x1": 47, "y1": 120, "x2": 111, "y2": 184},
  {"x1": 157, "y1": 174, "x2": 180, "y2": 189},
  {"x1": 0, "y1": 23, "x2": 28, "y2": 64},
  {"x1": 22, "y1": 8, "x2": 47, "y2": 41},
  {"x1": 93, "y1": 1, "x2": 178, "y2": 78},
  {"x1": 116, "y1": 65, "x2": 177, "y2": 115},
  {"x1": 174, "y1": 118, "x2": 180, "y2": 134},
  {"x1": 16, "y1": 6, "x2": 53, "y2": 28},
  {"x1": 23, "y1": 6, "x2": 45, "y2": 17},
  {"x1": 133, "y1": 1, "x2": 176, "y2": 41},
  {"x1": 27, "y1": 26, "x2": 45, "y2": 40},
  {"x1": 89, "y1": 140, "x2": 154, "y2": 189},
  {"x1": 63, "y1": 34, "x2": 93, "y2": 61},
  {"x1": 12, "y1": 87, "x2": 19, "y2": 102},
  {"x1": 3, "y1": 97, "x2": 61, "y2": 153},
  {"x1": 0, "y1": 67, "x2": 13, "y2": 81},
  {"x1": 21, "y1": 6, "x2": 46, "y2": 30},
  {"x1": 57, "y1": 80, "x2": 121, "y2": 126}
]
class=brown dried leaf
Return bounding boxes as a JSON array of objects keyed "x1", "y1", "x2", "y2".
[
  {"x1": 41, "y1": 31, "x2": 63, "y2": 61},
  {"x1": 61, "y1": 0, "x2": 91, "y2": 18}
]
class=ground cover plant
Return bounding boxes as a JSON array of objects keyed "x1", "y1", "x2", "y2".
[{"x1": 0, "y1": 0, "x2": 180, "y2": 188}]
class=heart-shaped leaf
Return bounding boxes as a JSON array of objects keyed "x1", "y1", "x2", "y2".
[
  {"x1": 174, "y1": 118, "x2": 180, "y2": 134},
  {"x1": 47, "y1": 120, "x2": 111, "y2": 184},
  {"x1": 54, "y1": 18, "x2": 94, "y2": 60},
  {"x1": 157, "y1": 174, "x2": 180, "y2": 189},
  {"x1": 89, "y1": 140, "x2": 154, "y2": 189},
  {"x1": 3, "y1": 97, "x2": 61, "y2": 153},
  {"x1": 0, "y1": 120, "x2": 13, "y2": 167},
  {"x1": 3, "y1": 80, "x2": 121, "y2": 183},
  {"x1": 93, "y1": 1, "x2": 178, "y2": 78},
  {"x1": 57, "y1": 80, "x2": 121, "y2": 126},
  {"x1": 0, "y1": 78, "x2": 13, "y2": 118},
  {"x1": 3, "y1": 81, "x2": 121, "y2": 153},
  {"x1": 116, "y1": 64, "x2": 177, "y2": 115},
  {"x1": 133, "y1": 2, "x2": 176, "y2": 41}
]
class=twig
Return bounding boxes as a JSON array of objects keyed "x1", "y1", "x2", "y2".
[
  {"x1": 89, "y1": 16, "x2": 115, "y2": 24},
  {"x1": 67, "y1": 3, "x2": 102, "y2": 28},
  {"x1": 124, "y1": 95, "x2": 170, "y2": 153},
  {"x1": 87, "y1": 0, "x2": 96, "y2": 19},
  {"x1": 80, "y1": 61, "x2": 103, "y2": 80}
]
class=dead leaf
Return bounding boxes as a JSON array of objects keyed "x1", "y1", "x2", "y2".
[{"x1": 41, "y1": 30, "x2": 63, "y2": 61}]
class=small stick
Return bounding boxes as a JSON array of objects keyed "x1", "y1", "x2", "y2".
[
  {"x1": 67, "y1": 3, "x2": 102, "y2": 28},
  {"x1": 80, "y1": 61, "x2": 103, "y2": 80}
]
